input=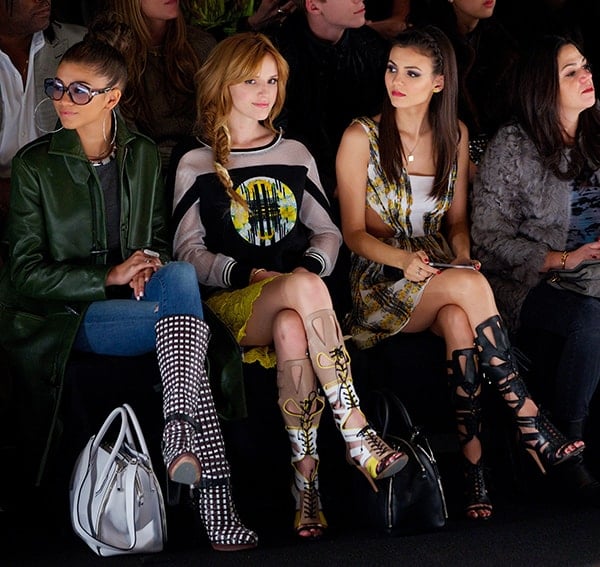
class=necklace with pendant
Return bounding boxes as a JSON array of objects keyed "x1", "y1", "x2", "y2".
[{"x1": 404, "y1": 133, "x2": 421, "y2": 163}]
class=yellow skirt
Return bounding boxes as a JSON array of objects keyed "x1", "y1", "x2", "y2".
[{"x1": 205, "y1": 276, "x2": 279, "y2": 369}]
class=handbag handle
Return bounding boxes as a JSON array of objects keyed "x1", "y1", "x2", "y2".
[
  {"x1": 122, "y1": 403, "x2": 153, "y2": 466},
  {"x1": 93, "y1": 404, "x2": 152, "y2": 493},
  {"x1": 91, "y1": 407, "x2": 130, "y2": 493},
  {"x1": 371, "y1": 388, "x2": 417, "y2": 439}
]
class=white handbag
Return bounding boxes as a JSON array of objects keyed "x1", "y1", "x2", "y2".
[{"x1": 69, "y1": 403, "x2": 167, "y2": 557}]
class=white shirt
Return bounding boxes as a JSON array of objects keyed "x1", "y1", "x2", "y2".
[
  {"x1": 408, "y1": 174, "x2": 436, "y2": 237},
  {"x1": 0, "y1": 31, "x2": 45, "y2": 178}
]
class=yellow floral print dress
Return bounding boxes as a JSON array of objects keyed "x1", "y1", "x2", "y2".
[{"x1": 345, "y1": 117, "x2": 457, "y2": 349}]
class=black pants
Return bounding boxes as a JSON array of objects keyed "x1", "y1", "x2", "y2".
[{"x1": 520, "y1": 281, "x2": 600, "y2": 424}]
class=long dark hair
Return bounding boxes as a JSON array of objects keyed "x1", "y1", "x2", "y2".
[
  {"x1": 515, "y1": 35, "x2": 600, "y2": 180},
  {"x1": 379, "y1": 25, "x2": 460, "y2": 200}
]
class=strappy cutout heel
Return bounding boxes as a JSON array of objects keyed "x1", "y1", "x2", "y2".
[
  {"x1": 448, "y1": 347, "x2": 492, "y2": 520},
  {"x1": 277, "y1": 358, "x2": 328, "y2": 539},
  {"x1": 474, "y1": 315, "x2": 584, "y2": 474},
  {"x1": 463, "y1": 459, "x2": 492, "y2": 520},
  {"x1": 303, "y1": 309, "x2": 408, "y2": 492},
  {"x1": 517, "y1": 412, "x2": 584, "y2": 474},
  {"x1": 291, "y1": 465, "x2": 328, "y2": 539}
]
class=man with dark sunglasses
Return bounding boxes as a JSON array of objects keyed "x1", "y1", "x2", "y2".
[{"x1": 0, "y1": 0, "x2": 84, "y2": 247}]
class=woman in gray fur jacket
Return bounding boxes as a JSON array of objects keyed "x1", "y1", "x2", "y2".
[{"x1": 472, "y1": 35, "x2": 600, "y2": 503}]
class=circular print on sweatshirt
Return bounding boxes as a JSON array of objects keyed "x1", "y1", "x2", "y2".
[{"x1": 230, "y1": 176, "x2": 297, "y2": 246}]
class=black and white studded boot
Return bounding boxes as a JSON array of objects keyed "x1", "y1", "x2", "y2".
[
  {"x1": 196, "y1": 477, "x2": 258, "y2": 551},
  {"x1": 156, "y1": 314, "x2": 257, "y2": 551},
  {"x1": 156, "y1": 314, "x2": 205, "y2": 487}
]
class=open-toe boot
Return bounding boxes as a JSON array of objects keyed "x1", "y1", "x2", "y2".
[
  {"x1": 474, "y1": 315, "x2": 584, "y2": 474},
  {"x1": 278, "y1": 358, "x2": 328, "y2": 539},
  {"x1": 304, "y1": 309, "x2": 408, "y2": 491},
  {"x1": 157, "y1": 314, "x2": 257, "y2": 551},
  {"x1": 155, "y1": 315, "x2": 204, "y2": 489},
  {"x1": 448, "y1": 348, "x2": 492, "y2": 520}
]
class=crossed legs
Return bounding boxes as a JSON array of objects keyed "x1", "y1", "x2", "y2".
[
  {"x1": 404, "y1": 269, "x2": 583, "y2": 517},
  {"x1": 244, "y1": 272, "x2": 406, "y2": 536}
]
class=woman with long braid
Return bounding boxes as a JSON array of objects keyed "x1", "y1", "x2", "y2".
[{"x1": 172, "y1": 32, "x2": 407, "y2": 540}]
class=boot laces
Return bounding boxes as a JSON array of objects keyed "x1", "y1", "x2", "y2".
[
  {"x1": 301, "y1": 474, "x2": 320, "y2": 520},
  {"x1": 357, "y1": 425, "x2": 389, "y2": 458},
  {"x1": 329, "y1": 346, "x2": 359, "y2": 409}
]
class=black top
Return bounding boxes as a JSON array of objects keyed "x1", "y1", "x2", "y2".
[{"x1": 269, "y1": 12, "x2": 389, "y2": 198}]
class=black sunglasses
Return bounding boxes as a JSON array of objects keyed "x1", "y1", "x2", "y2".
[{"x1": 44, "y1": 78, "x2": 114, "y2": 106}]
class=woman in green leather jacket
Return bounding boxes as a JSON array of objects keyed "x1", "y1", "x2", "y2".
[{"x1": 0, "y1": 36, "x2": 256, "y2": 551}]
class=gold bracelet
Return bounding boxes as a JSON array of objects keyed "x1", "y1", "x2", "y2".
[
  {"x1": 249, "y1": 267, "x2": 266, "y2": 284},
  {"x1": 560, "y1": 250, "x2": 569, "y2": 270}
]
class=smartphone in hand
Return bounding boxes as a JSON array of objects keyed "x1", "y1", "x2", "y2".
[{"x1": 429, "y1": 262, "x2": 476, "y2": 270}]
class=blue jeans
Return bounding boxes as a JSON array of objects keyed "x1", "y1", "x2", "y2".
[
  {"x1": 520, "y1": 281, "x2": 600, "y2": 423},
  {"x1": 74, "y1": 261, "x2": 203, "y2": 356}
]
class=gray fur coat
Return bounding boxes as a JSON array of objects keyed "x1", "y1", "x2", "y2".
[{"x1": 471, "y1": 122, "x2": 572, "y2": 331}]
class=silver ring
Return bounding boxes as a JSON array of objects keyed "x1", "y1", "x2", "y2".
[{"x1": 277, "y1": 8, "x2": 284, "y2": 13}]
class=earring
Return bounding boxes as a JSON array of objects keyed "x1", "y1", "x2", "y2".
[
  {"x1": 102, "y1": 109, "x2": 118, "y2": 147},
  {"x1": 34, "y1": 98, "x2": 63, "y2": 134}
]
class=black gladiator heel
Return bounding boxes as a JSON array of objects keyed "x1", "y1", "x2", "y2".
[
  {"x1": 448, "y1": 347, "x2": 492, "y2": 519},
  {"x1": 463, "y1": 459, "x2": 492, "y2": 519},
  {"x1": 474, "y1": 315, "x2": 584, "y2": 474}
]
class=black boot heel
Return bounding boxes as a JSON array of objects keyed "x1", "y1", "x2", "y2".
[
  {"x1": 474, "y1": 315, "x2": 585, "y2": 474},
  {"x1": 162, "y1": 412, "x2": 202, "y2": 486},
  {"x1": 448, "y1": 348, "x2": 492, "y2": 520},
  {"x1": 517, "y1": 412, "x2": 585, "y2": 474}
]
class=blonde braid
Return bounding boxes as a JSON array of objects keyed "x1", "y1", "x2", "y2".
[{"x1": 213, "y1": 124, "x2": 247, "y2": 207}]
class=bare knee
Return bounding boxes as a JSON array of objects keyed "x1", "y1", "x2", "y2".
[
  {"x1": 433, "y1": 305, "x2": 474, "y2": 350},
  {"x1": 281, "y1": 271, "x2": 332, "y2": 313},
  {"x1": 449, "y1": 270, "x2": 493, "y2": 301},
  {"x1": 273, "y1": 308, "x2": 308, "y2": 356},
  {"x1": 435, "y1": 304, "x2": 470, "y2": 333}
]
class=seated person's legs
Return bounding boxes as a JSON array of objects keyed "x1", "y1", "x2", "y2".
[
  {"x1": 239, "y1": 271, "x2": 408, "y2": 538},
  {"x1": 75, "y1": 261, "x2": 257, "y2": 550}
]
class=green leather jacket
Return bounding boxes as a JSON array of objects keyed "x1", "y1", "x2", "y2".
[{"x1": 0, "y1": 116, "x2": 169, "y2": 485}]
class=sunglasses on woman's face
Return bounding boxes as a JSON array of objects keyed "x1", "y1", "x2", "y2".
[{"x1": 44, "y1": 78, "x2": 114, "y2": 105}]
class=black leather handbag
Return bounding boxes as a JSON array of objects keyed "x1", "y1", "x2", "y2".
[
  {"x1": 365, "y1": 389, "x2": 448, "y2": 535},
  {"x1": 546, "y1": 259, "x2": 600, "y2": 298}
]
